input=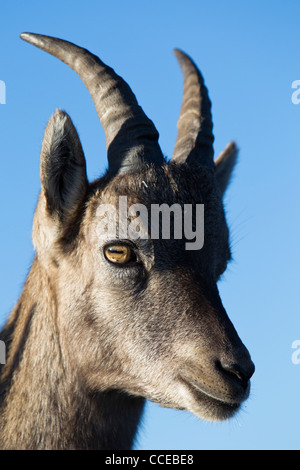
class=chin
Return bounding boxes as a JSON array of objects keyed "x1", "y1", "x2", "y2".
[{"x1": 189, "y1": 393, "x2": 241, "y2": 422}]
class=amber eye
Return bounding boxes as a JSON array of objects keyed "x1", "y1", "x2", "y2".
[{"x1": 104, "y1": 244, "x2": 135, "y2": 265}]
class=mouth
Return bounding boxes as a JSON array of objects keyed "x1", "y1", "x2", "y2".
[{"x1": 179, "y1": 375, "x2": 249, "y2": 421}]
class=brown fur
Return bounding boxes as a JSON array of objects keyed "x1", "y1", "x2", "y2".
[{"x1": 0, "y1": 87, "x2": 254, "y2": 448}]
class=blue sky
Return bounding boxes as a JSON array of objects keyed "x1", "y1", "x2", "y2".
[{"x1": 0, "y1": 0, "x2": 299, "y2": 450}]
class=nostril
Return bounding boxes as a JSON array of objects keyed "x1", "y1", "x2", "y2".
[
  {"x1": 216, "y1": 360, "x2": 255, "y2": 389},
  {"x1": 223, "y1": 365, "x2": 249, "y2": 389}
]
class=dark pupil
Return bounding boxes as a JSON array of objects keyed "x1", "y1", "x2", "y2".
[{"x1": 109, "y1": 248, "x2": 124, "y2": 254}]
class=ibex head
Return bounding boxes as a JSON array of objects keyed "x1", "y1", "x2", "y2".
[{"x1": 21, "y1": 33, "x2": 254, "y2": 422}]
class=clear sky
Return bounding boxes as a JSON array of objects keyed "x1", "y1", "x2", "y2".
[{"x1": 0, "y1": 0, "x2": 299, "y2": 450}]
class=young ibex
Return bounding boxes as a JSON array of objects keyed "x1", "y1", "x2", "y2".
[{"x1": 0, "y1": 33, "x2": 254, "y2": 450}]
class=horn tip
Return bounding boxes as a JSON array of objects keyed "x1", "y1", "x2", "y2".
[
  {"x1": 20, "y1": 32, "x2": 44, "y2": 47},
  {"x1": 173, "y1": 48, "x2": 182, "y2": 55},
  {"x1": 20, "y1": 32, "x2": 33, "y2": 41},
  {"x1": 173, "y1": 48, "x2": 188, "y2": 61},
  {"x1": 173, "y1": 48, "x2": 197, "y2": 76}
]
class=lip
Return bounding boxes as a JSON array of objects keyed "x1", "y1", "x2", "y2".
[
  {"x1": 187, "y1": 375, "x2": 250, "y2": 403},
  {"x1": 179, "y1": 375, "x2": 249, "y2": 419}
]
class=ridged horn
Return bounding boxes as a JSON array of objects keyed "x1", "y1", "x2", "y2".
[
  {"x1": 172, "y1": 49, "x2": 214, "y2": 168},
  {"x1": 20, "y1": 33, "x2": 165, "y2": 175}
]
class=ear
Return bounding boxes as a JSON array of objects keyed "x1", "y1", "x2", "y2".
[
  {"x1": 40, "y1": 109, "x2": 87, "y2": 219},
  {"x1": 214, "y1": 142, "x2": 238, "y2": 196},
  {"x1": 33, "y1": 110, "x2": 87, "y2": 253}
]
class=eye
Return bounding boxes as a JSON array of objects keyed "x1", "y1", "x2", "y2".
[{"x1": 104, "y1": 244, "x2": 136, "y2": 265}]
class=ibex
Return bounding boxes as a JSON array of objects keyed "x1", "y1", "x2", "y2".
[{"x1": 0, "y1": 33, "x2": 255, "y2": 450}]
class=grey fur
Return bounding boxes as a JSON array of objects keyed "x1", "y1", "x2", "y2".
[{"x1": 0, "y1": 36, "x2": 254, "y2": 450}]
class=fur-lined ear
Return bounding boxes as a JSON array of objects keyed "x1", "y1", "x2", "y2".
[
  {"x1": 33, "y1": 110, "x2": 87, "y2": 254},
  {"x1": 40, "y1": 109, "x2": 87, "y2": 220},
  {"x1": 214, "y1": 142, "x2": 238, "y2": 196}
]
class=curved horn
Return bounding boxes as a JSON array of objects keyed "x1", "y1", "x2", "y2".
[
  {"x1": 20, "y1": 33, "x2": 164, "y2": 174},
  {"x1": 172, "y1": 49, "x2": 214, "y2": 168}
]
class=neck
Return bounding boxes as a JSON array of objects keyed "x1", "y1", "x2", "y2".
[{"x1": 0, "y1": 258, "x2": 145, "y2": 449}]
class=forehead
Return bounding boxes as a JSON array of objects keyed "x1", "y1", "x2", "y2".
[
  {"x1": 83, "y1": 163, "x2": 229, "y2": 274},
  {"x1": 85, "y1": 164, "x2": 226, "y2": 257},
  {"x1": 93, "y1": 163, "x2": 216, "y2": 208}
]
